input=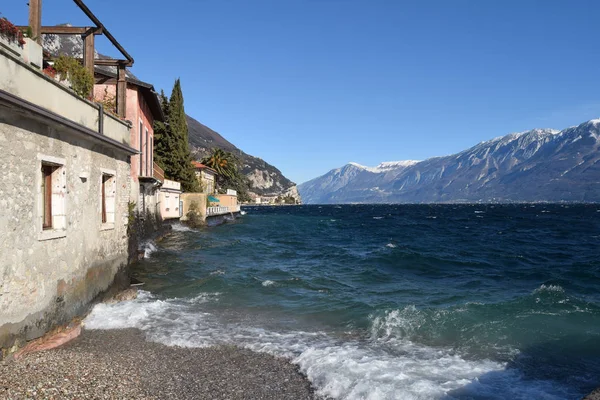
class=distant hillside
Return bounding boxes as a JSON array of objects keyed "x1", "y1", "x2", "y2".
[
  {"x1": 186, "y1": 115, "x2": 300, "y2": 200},
  {"x1": 299, "y1": 120, "x2": 600, "y2": 204}
]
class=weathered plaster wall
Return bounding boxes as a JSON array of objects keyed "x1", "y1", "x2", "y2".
[
  {"x1": 180, "y1": 193, "x2": 207, "y2": 222},
  {"x1": 0, "y1": 104, "x2": 131, "y2": 352},
  {"x1": 93, "y1": 83, "x2": 154, "y2": 181}
]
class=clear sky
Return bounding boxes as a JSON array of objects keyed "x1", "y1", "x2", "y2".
[{"x1": 4, "y1": 0, "x2": 600, "y2": 184}]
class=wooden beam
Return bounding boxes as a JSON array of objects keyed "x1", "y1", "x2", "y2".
[
  {"x1": 83, "y1": 29, "x2": 95, "y2": 97},
  {"x1": 73, "y1": 0, "x2": 134, "y2": 66},
  {"x1": 17, "y1": 26, "x2": 103, "y2": 35},
  {"x1": 116, "y1": 65, "x2": 127, "y2": 118},
  {"x1": 28, "y1": 0, "x2": 42, "y2": 45},
  {"x1": 93, "y1": 58, "x2": 132, "y2": 67}
]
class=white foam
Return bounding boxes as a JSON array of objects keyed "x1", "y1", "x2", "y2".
[
  {"x1": 84, "y1": 293, "x2": 577, "y2": 399},
  {"x1": 140, "y1": 241, "x2": 158, "y2": 258},
  {"x1": 386, "y1": 243, "x2": 397, "y2": 248},
  {"x1": 240, "y1": 210, "x2": 247, "y2": 215},
  {"x1": 171, "y1": 223, "x2": 195, "y2": 232},
  {"x1": 533, "y1": 284, "x2": 565, "y2": 293},
  {"x1": 262, "y1": 280, "x2": 276, "y2": 287},
  {"x1": 373, "y1": 217, "x2": 384, "y2": 220}
]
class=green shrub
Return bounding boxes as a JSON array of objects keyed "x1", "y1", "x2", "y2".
[{"x1": 53, "y1": 55, "x2": 94, "y2": 97}]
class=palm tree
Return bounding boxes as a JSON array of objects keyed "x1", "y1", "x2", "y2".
[{"x1": 201, "y1": 148, "x2": 237, "y2": 180}]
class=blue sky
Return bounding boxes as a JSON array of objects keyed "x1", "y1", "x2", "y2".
[{"x1": 4, "y1": 0, "x2": 600, "y2": 184}]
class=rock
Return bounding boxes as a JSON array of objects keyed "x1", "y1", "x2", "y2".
[{"x1": 103, "y1": 288, "x2": 138, "y2": 304}]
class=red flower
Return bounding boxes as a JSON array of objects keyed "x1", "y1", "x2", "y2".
[{"x1": 0, "y1": 17, "x2": 26, "y2": 48}]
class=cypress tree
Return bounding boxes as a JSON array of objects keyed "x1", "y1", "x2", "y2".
[
  {"x1": 153, "y1": 90, "x2": 173, "y2": 172},
  {"x1": 154, "y1": 80, "x2": 199, "y2": 192}
]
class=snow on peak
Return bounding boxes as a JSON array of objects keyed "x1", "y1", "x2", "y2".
[
  {"x1": 347, "y1": 160, "x2": 419, "y2": 173},
  {"x1": 376, "y1": 160, "x2": 420, "y2": 170}
]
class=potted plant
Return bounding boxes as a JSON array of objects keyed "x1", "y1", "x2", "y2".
[{"x1": 0, "y1": 16, "x2": 25, "y2": 57}]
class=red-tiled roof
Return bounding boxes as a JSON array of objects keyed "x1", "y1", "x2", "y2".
[{"x1": 192, "y1": 161, "x2": 217, "y2": 174}]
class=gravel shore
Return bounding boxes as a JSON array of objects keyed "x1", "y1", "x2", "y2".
[{"x1": 0, "y1": 328, "x2": 316, "y2": 399}]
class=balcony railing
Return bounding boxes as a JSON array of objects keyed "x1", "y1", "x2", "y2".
[
  {"x1": 153, "y1": 162, "x2": 164, "y2": 184},
  {"x1": 206, "y1": 205, "x2": 241, "y2": 216}
]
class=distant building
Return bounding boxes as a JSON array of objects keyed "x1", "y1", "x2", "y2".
[
  {"x1": 94, "y1": 70, "x2": 166, "y2": 217},
  {"x1": 192, "y1": 161, "x2": 217, "y2": 194},
  {"x1": 159, "y1": 179, "x2": 182, "y2": 220}
]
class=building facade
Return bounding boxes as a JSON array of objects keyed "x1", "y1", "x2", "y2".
[
  {"x1": 94, "y1": 71, "x2": 165, "y2": 217},
  {"x1": 159, "y1": 179, "x2": 182, "y2": 220},
  {"x1": 192, "y1": 161, "x2": 217, "y2": 194}
]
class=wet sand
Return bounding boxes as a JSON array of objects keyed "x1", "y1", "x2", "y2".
[{"x1": 0, "y1": 328, "x2": 316, "y2": 399}]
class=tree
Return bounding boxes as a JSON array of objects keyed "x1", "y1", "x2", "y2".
[
  {"x1": 201, "y1": 148, "x2": 237, "y2": 180},
  {"x1": 153, "y1": 80, "x2": 199, "y2": 192},
  {"x1": 200, "y1": 148, "x2": 252, "y2": 203}
]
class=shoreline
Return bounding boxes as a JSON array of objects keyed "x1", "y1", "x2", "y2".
[{"x1": 0, "y1": 328, "x2": 316, "y2": 399}]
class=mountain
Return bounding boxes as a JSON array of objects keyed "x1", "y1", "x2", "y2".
[
  {"x1": 299, "y1": 120, "x2": 600, "y2": 204},
  {"x1": 186, "y1": 115, "x2": 300, "y2": 200},
  {"x1": 42, "y1": 30, "x2": 299, "y2": 201}
]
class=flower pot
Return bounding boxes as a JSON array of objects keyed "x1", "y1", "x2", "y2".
[{"x1": 23, "y1": 38, "x2": 42, "y2": 69}]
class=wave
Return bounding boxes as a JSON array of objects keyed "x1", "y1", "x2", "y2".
[
  {"x1": 83, "y1": 288, "x2": 594, "y2": 399},
  {"x1": 171, "y1": 223, "x2": 195, "y2": 232},
  {"x1": 140, "y1": 241, "x2": 158, "y2": 258}
]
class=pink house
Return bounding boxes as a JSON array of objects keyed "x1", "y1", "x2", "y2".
[{"x1": 93, "y1": 69, "x2": 165, "y2": 215}]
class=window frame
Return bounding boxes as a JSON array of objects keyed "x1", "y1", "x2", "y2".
[
  {"x1": 100, "y1": 169, "x2": 117, "y2": 231},
  {"x1": 37, "y1": 154, "x2": 67, "y2": 241}
]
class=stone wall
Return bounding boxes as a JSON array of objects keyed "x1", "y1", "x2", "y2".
[{"x1": 0, "y1": 102, "x2": 131, "y2": 354}]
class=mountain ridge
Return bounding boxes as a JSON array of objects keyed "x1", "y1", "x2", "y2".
[{"x1": 298, "y1": 120, "x2": 600, "y2": 204}]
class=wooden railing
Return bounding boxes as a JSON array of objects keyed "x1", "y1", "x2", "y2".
[{"x1": 153, "y1": 162, "x2": 164, "y2": 183}]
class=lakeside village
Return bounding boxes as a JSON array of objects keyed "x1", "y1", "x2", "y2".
[{"x1": 0, "y1": 1, "x2": 268, "y2": 357}]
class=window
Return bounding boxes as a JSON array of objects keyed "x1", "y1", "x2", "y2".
[
  {"x1": 139, "y1": 120, "x2": 144, "y2": 176},
  {"x1": 38, "y1": 155, "x2": 66, "y2": 241},
  {"x1": 41, "y1": 164, "x2": 55, "y2": 229},
  {"x1": 145, "y1": 128, "x2": 150, "y2": 176},
  {"x1": 100, "y1": 171, "x2": 116, "y2": 229}
]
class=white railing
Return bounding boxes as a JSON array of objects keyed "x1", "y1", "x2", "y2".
[{"x1": 206, "y1": 205, "x2": 241, "y2": 216}]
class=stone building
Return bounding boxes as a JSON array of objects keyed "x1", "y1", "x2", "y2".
[{"x1": 0, "y1": 39, "x2": 136, "y2": 352}]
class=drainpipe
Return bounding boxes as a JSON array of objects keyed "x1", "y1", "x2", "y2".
[{"x1": 98, "y1": 103, "x2": 104, "y2": 135}]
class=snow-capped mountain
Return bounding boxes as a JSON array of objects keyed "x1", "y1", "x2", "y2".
[{"x1": 298, "y1": 120, "x2": 600, "y2": 204}]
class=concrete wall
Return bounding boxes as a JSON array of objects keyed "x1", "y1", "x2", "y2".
[
  {"x1": 0, "y1": 100, "x2": 131, "y2": 353},
  {"x1": 180, "y1": 193, "x2": 207, "y2": 222},
  {"x1": 0, "y1": 48, "x2": 130, "y2": 146},
  {"x1": 215, "y1": 194, "x2": 238, "y2": 208}
]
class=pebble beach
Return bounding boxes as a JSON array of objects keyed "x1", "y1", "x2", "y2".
[{"x1": 0, "y1": 328, "x2": 316, "y2": 400}]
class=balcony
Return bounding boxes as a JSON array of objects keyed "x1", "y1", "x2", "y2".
[{"x1": 0, "y1": 41, "x2": 132, "y2": 151}]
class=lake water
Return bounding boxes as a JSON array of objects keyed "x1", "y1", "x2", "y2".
[{"x1": 86, "y1": 204, "x2": 600, "y2": 399}]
